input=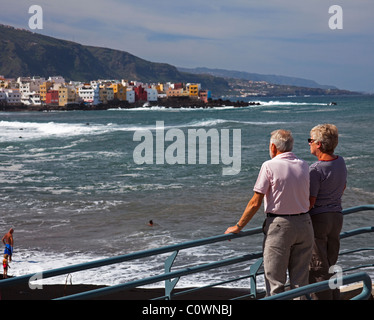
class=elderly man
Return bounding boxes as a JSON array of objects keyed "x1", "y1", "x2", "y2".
[{"x1": 225, "y1": 129, "x2": 314, "y2": 296}]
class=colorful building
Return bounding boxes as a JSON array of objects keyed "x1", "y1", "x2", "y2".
[
  {"x1": 59, "y1": 86, "x2": 78, "y2": 106},
  {"x1": 45, "y1": 90, "x2": 59, "y2": 105},
  {"x1": 99, "y1": 85, "x2": 114, "y2": 104},
  {"x1": 1, "y1": 74, "x2": 211, "y2": 106},
  {"x1": 110, "y1": 83, "x2": 127, "y2": 101},
  {"x1": 0, "y1": 88, "x2": 21, "y2": 105},
  {"x1": 78, "y1": 84, "x2": 100, "y2": 105},
  {"x1": 39, "y1": 81, "x2": 53, "y2": 102},
  {"x1": 134, "y1": 85, "x2": 147, "y2": 101},
  {"x1": 146, "y1": 88, "x2": 158, "y2": 102},
  {"x1": 126, "y1": 89, "x2": 135, "y2": 103},
  {"x1": 166, "y1": 87, "x2": 189, "y2": 98},
  {"x1": 21, "y1": 92, "x2": 41, "y2": 105},
  {"x1": 188, "y1": 84, "x2": 200, "y2": 97}
]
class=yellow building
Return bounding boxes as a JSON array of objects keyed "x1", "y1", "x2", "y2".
[
  {"x1": 40, "y1": 81, "x2": 53, "y2": 102},
  {"x1": 188, "y1": 84, "x2": 199, "y2": 97},
  {"x1": 110, "y1": 83, "x2": 127, "y2": 101},
  {"x1": 155, "y1": 83, "x2": 164, "y2": 93},
  {"x1": 59, "y1": 86, "x2": 77, "y2": 106},
  {"x1": 166, "y1": 87, "x2": 189, "y2": 98},
  {"x1": 99, "y1": 85, "x2": 114, "y2": 104}
]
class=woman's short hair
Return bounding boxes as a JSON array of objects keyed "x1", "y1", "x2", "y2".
[
  {"x1": 270, "y1": 129, "x2": 294, "y2": 152},
  {"x1": 310, "y1": 124, "x2": 339, "y2": 154}
]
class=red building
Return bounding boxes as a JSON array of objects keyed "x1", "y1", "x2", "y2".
[
  {"x1": 46, "y1": 90, "x2": 59, "y2": 105},
  {"x1": 134, "y1": 85, "x2": 147, "y2": 101},
  {"x1": 174, "y1": 83, "x2": 183, "y2": 89}
]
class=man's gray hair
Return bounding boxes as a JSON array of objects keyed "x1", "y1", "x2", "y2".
[{"x1": 270, "y1": 129, "x2": 294, "y2": 152}]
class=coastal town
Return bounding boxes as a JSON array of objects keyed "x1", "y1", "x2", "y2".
[
  {"x1": 0, "y1": 75, "x2": 214, "y2": 109},
  {"x1": 0, "y1": 74, "x2": 356, "y2": 111}
]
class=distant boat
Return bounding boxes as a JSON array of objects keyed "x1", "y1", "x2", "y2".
[{"x1": 328, "y1": 102, "x2": 337, "y2": 105}]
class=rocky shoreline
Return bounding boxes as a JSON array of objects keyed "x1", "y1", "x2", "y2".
[{"x1": 0, "y1": 98, "x2": 260, "y2": 112}]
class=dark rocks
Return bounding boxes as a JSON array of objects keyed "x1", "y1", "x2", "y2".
[{"x1": 0, "y1": 98, "x2": 260, "y2": 112}]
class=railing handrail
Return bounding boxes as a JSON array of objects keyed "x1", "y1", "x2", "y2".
[
  {"x1": 341, "y1": 205, "x2": 374, "y2": 215},
  {"x1": 0, "y1": 227, "x2": 262, "y2": 288},
  {"x1": 261, "y1": 272, "x2": 372, "y2": 300},
  {"x1": 54, "y1": 252, "x2": 264, "y2": 300},
  {"x1": 0, "y1": 205, "x2": 373, "y2": 299}
]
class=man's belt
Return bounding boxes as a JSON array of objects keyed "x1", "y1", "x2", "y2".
[{"x1": 266, "y1": 212, "x2": 308, "y2": 218}]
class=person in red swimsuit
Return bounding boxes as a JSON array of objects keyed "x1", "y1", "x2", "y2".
[{"x1": 3, "y1": 254, "x2": 9, "y2": 278}]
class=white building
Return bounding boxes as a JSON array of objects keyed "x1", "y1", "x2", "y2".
[
  {"x1": 19, "y1": 81, "x2": 40, "y2": 96},
  {"x1": 126, "y1": 89, "x2": 135, "y2": 103},
  {"x1": 0, "y1": 89, "x2": 21, "y2": 105},
  {"x1": 78, "y1": 85, "x2": 100, "y2": 105},
  {"x1": 0, "y1": 91, "x2": 6, "y2": 102},
  {"x1": 17, "y1": 76, "x2": 45, "y2": 104},
  {"x1": 146, "y1": 88, "x2": 158, "y2": 102},
  {"x1": 17, "y1": 76, "x2": 46, "y2": 88},
  {"x1": 21, "y1": 92, "x2": 41, "y2": 105},
  {"x1": 48, "y1": 76, "x2": 65, "y2": 85}
]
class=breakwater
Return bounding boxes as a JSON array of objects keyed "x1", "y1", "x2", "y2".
[{"x1": 0, "y1": 97, "x2": 260, "y2": 112}]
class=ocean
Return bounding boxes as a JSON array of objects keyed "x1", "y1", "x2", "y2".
[{"x1": 0, "y1": 95, "x2": 373, "y2": 289}]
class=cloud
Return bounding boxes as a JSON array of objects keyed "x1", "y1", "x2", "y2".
[{"x1": 0, "y1": 0, "x2": 373, "y2": 91}]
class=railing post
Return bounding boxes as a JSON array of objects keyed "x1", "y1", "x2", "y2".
[
  {"x1": 164, "y1": 251, "x2": 180, "y2": 300},
  {"x1": 249, "y1": 258, "x2": 263, "y2": 299}
]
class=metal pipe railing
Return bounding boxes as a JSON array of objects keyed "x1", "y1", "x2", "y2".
[
  {"x1": 55, "y1": 252, "x2": 263, "y2": 300},
  {"x1": 0, "y1": 226, "x2": 262, "y2": 289},
  {"x1": 0, "y1": 205, "x2": 372, "y2": 300},
  {"x1": 261, "y1": 272, "x2": 372, "y2": 300}
]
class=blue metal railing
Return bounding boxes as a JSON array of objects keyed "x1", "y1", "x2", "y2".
[
  {"x1": 0, "y1": 205, "x2": 373, "y2": 300},
  {"x1": 261, "y1": 272, "x2": 372, "y2": 300}
]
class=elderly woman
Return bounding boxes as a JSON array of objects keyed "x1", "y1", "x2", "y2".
[{"x1": 308, "y1": 124, "x2": 347, "y2": 300}]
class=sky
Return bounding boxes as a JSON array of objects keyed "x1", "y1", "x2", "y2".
[{"x1": 1, "y1": 0, "x2": 373, "y2": 92}]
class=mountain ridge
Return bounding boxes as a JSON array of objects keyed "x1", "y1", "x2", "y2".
[
  {"x1": 0, "y1": 24, "x2": 229, "y2": 93},
  {"x1": 177, "y1": 67, "x2": 337, "y2": 90},
  {"x1": 0, "y1": 24, "x2": 357, "y2": 97}
]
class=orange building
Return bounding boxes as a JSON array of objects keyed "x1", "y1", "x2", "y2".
[
  {"x1": 59, "y1": 86, "x2": 78, "y2": 106},
  {"x1": 40, "y1": 81, "x2": 53, "y2": 102},
  {"x1": 110, "y1": 83, "x2": 127, "y2": 101},
  {"x1": 189, "y1": 84, "x2": 199, "y2": 97}
]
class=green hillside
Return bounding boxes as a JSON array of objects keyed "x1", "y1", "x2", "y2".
[{"x1": 0, "y1": 24, "x2": 229, "y2": 93}]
